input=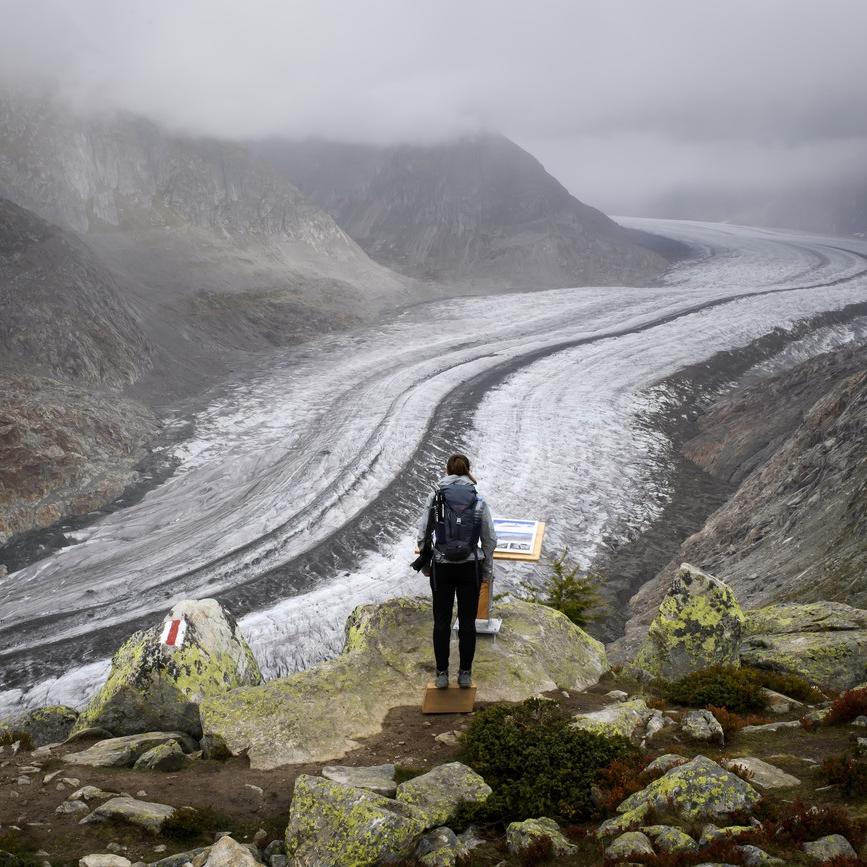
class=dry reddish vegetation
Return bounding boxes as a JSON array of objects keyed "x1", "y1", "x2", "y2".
[
  {"x1": 826, "y1": 688, "x2": 867, "y2": 725},
  {"x1": 594, "y1": 754, "x2": 665, "y2": 813},
  {"x1": 706, "y1": 704, "x2": 771, "y2": 738}
]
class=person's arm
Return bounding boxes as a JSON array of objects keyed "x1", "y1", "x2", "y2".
[
  {"x1": 478, "y1": 500, "x2": 497, "y2": 579},
  {"x1": 416, "y1": 490, "x2": 435, "y2": 548}
]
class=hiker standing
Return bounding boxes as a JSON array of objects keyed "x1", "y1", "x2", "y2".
[{"x1": 414, "y1": 453, "x2": 497, "y2": 689}]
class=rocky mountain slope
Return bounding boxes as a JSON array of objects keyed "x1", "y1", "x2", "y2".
[
  {"x1": 0, "y1": 198, "x2": 151, "y2": 387},
  {"x1": 259, "y1": 133, "x2": 674, "y2": 288},
  {"x1": 616, "y1": 343, "x2": 867, "y2": 660}
]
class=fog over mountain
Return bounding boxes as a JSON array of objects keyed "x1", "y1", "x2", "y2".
[{"x1": 1, "y1": 0, "x2": 866, "y2": 230}]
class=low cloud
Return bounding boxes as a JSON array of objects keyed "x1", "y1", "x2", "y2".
[{"x1": 1, "y1": 0, "x2": 865, "y2": 212}]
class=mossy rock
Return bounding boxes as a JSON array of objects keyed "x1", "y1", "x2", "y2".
[
  {"x1": 74, "y1": 598, "x2": 262, "y2": 738},
  {"x1": 200, "y1": 597, "x2": 608, "y2": 769},
  {"x1": 630, "y1": 563, "x2": 744, "y2": 680},
  {"x1": 741, "y1": 601, "x2": 867, "y2": 689},
  {"x1": 285, "y1": 774, "x2": 427, "y2": 866},
  {"x1": 616, "y1": 755, "x2": 760, "y2": 822},
  {"x1": 395, "y1": 762, "x2": 491, "y2": 827},
  {"x1": 0, "y1": 704, "x2": 78, "y2": 747},
  {"x1": 572, "y1": 698, "x2": 651, "y2": 743}
]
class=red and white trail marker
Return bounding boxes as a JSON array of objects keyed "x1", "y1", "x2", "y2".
[{"x1": 160, "y1": 617, "x2": 188, "y2": 649}]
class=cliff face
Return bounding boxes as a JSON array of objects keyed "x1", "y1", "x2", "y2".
[
  {"x1": 259, "y1": 133, "x2": 671, "y2": 288},
  {"x1": 0, "y1": 198, "x2": 151, "y2": 387},
  {"x1": 616, "y1": 345, "x2": 867, "y2": 658}
]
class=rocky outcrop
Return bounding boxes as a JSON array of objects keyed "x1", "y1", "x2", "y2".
[
  {"x1": 200, "y1": 596, "x2": 608, "y2": 768},
  {"x1": 260, "y1": 133, "x2": 672, "y2": 289},
  {"x1": 739, "y1": 601, "x2": 867, "y2": 689},
  {"x1": 0, "y1": 374, "x2": 157, "y2": 543},
  {"x1": 0, "y1": 704, "x2": 77, "y2": 746},
  {"x1": 630, "y1": 564, "x2": 744, "y2": 679},
  {"x1": 74, "y1": 599, "x2": 262, "y2": 738}
]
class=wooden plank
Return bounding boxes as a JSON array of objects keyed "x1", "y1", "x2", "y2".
[
  {"x1": 421, "y1": 682, "x2": 477, "y2": 714},
  {"x1": 476, "y1": 580, "x2": 490, "y2": 619}
]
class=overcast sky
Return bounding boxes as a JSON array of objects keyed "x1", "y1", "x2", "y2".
[{"x1": 2, "y1": 0, "x2": 866, "y2": 214}]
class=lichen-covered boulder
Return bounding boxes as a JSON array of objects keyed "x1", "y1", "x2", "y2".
[
  {"x1": 414, "y1": 827, "x2": 459, "y2": 867},
  {"x1": 740, "y1": 602, "x2": 867, "y2": 690},
  {"x1": 73, "y1": 599, "x2": 261, "y2": 738},
  {"x1": 132, "y1": 739, "x2": 186, "y2": 772},
  {"x1": 396, "y1": 762, "x2": 491, "y2": 827},
  {"x1": 681, "y1": 709, "x2": 725, "y2": 745},
  {"x1": 0, "y1": 705, "x2": 78, "y2": 747},
  {"x1": 285, "y1": 774, "x2": 427, "y2": 866},
  {"x1": 802, "y1": 833, "x2": 857, "y2": 862},
  {"x1": 631, "y1": 564, "x2": 744, "y2": 679},
  {"x1": 643, "y1": 825, "x2": 698, "y2": 853},
  {"x1": 506, "y1": 817, "x2": 577, "y2": 858},
  {"x1": 80, "y1": 796, "x2": 176, "y2": 834},
  {"x1": 62, "y1": 732, "x2": 195, "y2": 768},
  {"x1": 616, "y1": 755, "x2": 761, "y2": 822},
  {"x1": 645, "y1": 754, "x2": 689, "y2": 774},
  {"x1": 201, "y1": 597, "x2": 608, "y2": 768},
  {"x1": 605, "y1": 831, "x2": 654, "y2": 860},
  {"x1": 573, "y1": 699, "x2": 653, "y2": 743}
]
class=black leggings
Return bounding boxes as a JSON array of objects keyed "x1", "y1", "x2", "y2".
[{"x1": 431, "y1": 561, "x2": 480, "y2": 671}]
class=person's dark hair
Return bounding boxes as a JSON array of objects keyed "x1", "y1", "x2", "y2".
[{"x1": 447, "y1": 453, "x2": 477, "y2": 483}]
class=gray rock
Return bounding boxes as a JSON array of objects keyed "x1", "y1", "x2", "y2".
[
  {"x1": 699, "y1": 824, "x2": 754, "y2": 845},
  {"x1": 415, "y1": 827, "x2": 459, "y2": 866},
  {"x1": 284, "y1": 774, "x2": 427, "y2": 866},
  {"x1": 506, "y1": 817, "x2": 577, "y2": 858},
  {"x1": 854, "y1": 715, "x2": 867, "y2": 727},
  {"x1": 761, "y1": 688, "x2": 803, "y2": 714},
  {"x1": 739, "y1": 720, "x2": 801, "y2": 734},
  {"x1": 573, "y1": 699, "x2": 652, "y2": 743},
  {"x1": 645, "y1": 754, "x2": 689, "y2": 773},
  {"x1": 617, "y1": 755, "x2": 761, "y2": 822},
  {"x1": 68, "y1": 786, "x2": 120, "y2": 802},
  {"x1": 681, "y1": 709, "x2": 725, "y2": 745},
  {"x1": 320, "y1": 763, "x2": 396, "y2": 797},
  {"x1": 0, "y1": 706, "x2": 79, "y2": 747},
  {"x1": 642, "y1": 825, "x2": 697, "y2": 852},
  {"x1": 73, "y1": 599, "x2": 262, "y2": 738},
  {"x1": 802, "y1": 833, "x2": 858, "y2": 862},
  {"x1": 80, "y1": 797, "x2": 176, "y2": 834},
  {"x1": 721, "y1": 757, "x2": 801, "y2": 789},
  {"x1": 738, "y1": 844, "x2": 784, "y2": 865},
  {"x1": 605, "y1": 831, "x2": 654, "y2": 860},
  {"x1": 645, "y1": 709, "x2": 677, "y2": 742},
  {"x1": 64, "y1": 727, "x2": 114, "y2": 745},
  {"x1": 63, "y1": 732, "x2": 195, "y2": 768},
  {"x1": 133, "y1": 740, "x2": 186, "y2": 772},
  {"x1": 78, "y1": 857, "x2": 131, "y2": 867},
  {"x1": 606, "y1": 690, "x2": 629, "y2": 701},
  {"x1": 56, "y1": 799, "x2": 90, "y2": 815},
  {"x1": 269, "y1": 858, "x2": 287, "y2": 867},
  {"x1": 434, "y1": 730, "x2": 461, "y2": 747},
  {"x1": 147, "y1": 849, "x2": 209, "y2": 867},
  {"x1": 395, "y1": 762, "x2": 491, "y2": 827},
  {"x1": 198, "y1": 837, "x2": 259, "y2": 866}
]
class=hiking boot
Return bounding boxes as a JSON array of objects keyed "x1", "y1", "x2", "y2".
[
  {"x1": 458, "y1": 669, "x2": 473, "y2": 688},
  {"x1": 435, "y1": 670, "x2": 449, "y2": 689}
]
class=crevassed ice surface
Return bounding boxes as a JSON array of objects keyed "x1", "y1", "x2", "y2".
[{"x1": 1, "y1": 219, "x2": 866, "y2": 713}]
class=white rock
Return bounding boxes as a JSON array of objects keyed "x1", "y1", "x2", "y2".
[
  {"x1": 78, "y1": 856, "x2": 132, "y2": 867},
  {"x1": 721, "y1": 757, "x2": 801, "y2": 789}
]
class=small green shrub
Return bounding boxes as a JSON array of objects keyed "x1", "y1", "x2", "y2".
[
  {"x1": 742, "y1": 666, "x2": 824, "y2": 703},
  {"x1": 459, "y1": 697, "x2": 635, "y2": 822},
  {"x1": 520, "y1": 549, "x2": 602, "y2": 627},
  {"x1": 0, "y1": 729, "x2": 34, "y2": 751},
  {"x1": 826, "y1": 688, "x2": 867, "y2": 725},
  {"x1": 661, "y1": 665, "x2": 767, "y2": 714}
]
